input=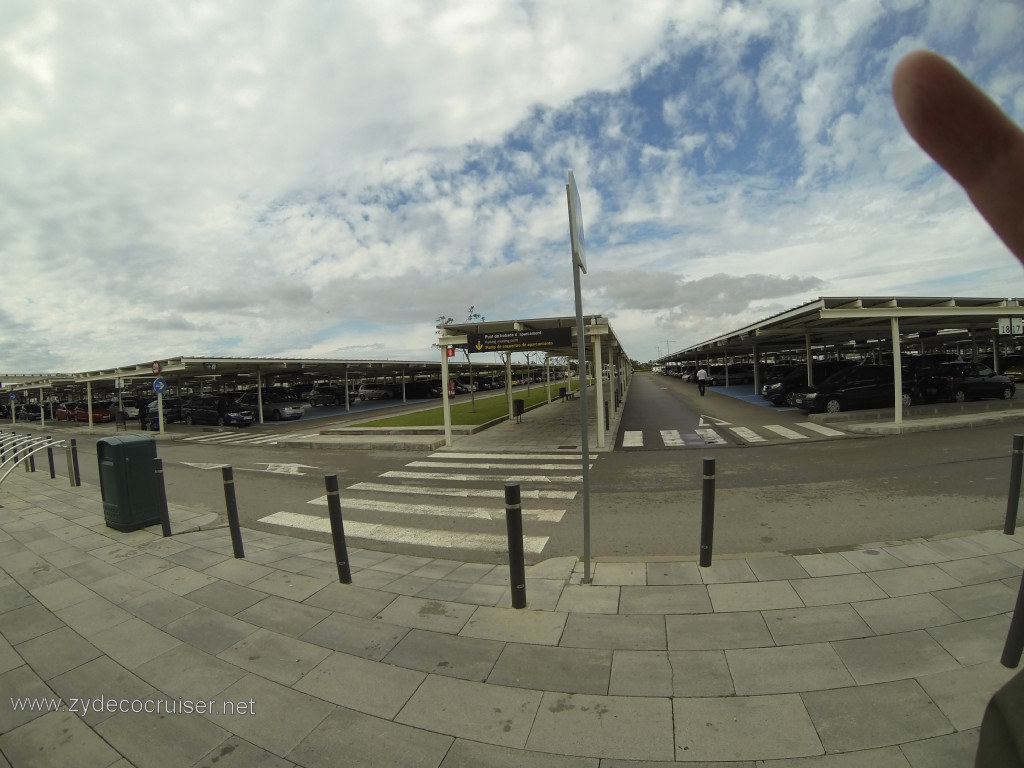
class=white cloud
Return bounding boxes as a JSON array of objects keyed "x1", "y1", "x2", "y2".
[{"x1": 0, "y1": 0, "x2": 1022, "y2": 373}]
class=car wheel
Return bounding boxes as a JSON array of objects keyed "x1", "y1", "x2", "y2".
[
  {"x1": 309, "y1": 399, "x2": 317, "y2": 407},
  {"x1": 360, "y1": 394, "x2": 367, "y2": 401},
  {"x1": 271, "y1": 410, "x2": 282, "y2": 421},
  {"x1": 217, "y1": 416, "x2": 226, "y2": 426},
  {"x1": 784, "y1": 391, "x2": 798, "y2": 406},
  {"x1": 185, "y1": 414, "x2": 194, "y2": 425},
  {"x1": 825, "y1": 398, "x2": 842, "y2": 413},
  {"x1": 954, "y1": 389, "x2": 967, "y2": 403},
  {"x1": 1002, "y1": 386, "x2": 1014, "y2": 400},
  {"x1": 901, "y1": 393, "x2": 913, "y2": 409}
]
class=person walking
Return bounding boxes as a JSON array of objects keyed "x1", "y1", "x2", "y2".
[{"x1": 696, "y1": 366, "x2": 708, "y2": 396}]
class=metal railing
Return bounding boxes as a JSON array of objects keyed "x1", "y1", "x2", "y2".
[{"x1": 0, "y1": 431, "x2": 74, "y2": 486}]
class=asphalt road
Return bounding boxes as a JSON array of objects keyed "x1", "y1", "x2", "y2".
[{"x1": 35, "y1": 382, "x2": 1021, "y2": 564}]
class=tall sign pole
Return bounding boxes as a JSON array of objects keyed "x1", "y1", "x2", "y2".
[{"x1": 567, "y1": 170, "x2": 592, "y2": 583}]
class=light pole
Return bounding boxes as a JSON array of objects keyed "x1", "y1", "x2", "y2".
[{"x1": 567, "y1": 170, "x2": 592, "y2": 583}]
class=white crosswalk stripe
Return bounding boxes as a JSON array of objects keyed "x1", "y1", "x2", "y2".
[
  {"x1": 660, "y1": 430, "x2": 686, "y2": 446},
  {"x1": 797, "y1": 422, "x2": 846, "y2": 437},
  {"x1": 259, "y1": 450, "x2": 580, "y2": 557},
  {"x1": 694, "y1": 428, "x2": 728, "y2": 445},
  {"x1": 619, "y1": 421, "x2": 849, "y2": 448},
  {"x1": 762, "y1": 425, "x2": 808, "y2": 440}
]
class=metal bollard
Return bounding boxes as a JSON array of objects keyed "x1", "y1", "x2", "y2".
[
  {"x1": 154, "y1": 458, "x2": 172, "y2": 537},
  {"x1": 70, "y1": 439, "x2": 81, "y2": 487},
  {"x1": 1000, "y1": 568, "x2": 1024, "y2": 668},
  {"x1": 1005, "y1": 434, "x2": 1024, "y2": 535},
  {"x1": 505, "y1": 482, "x2": 527, "y2": 608},
  {"x1": 65, "y1": 442, "x2": 75, "y2": 487},
  {"x1": 46, "y1": 438, "x2": 55, "y2": 479},
  {"x1": 324, "y1": 475, "x2": 352, "y2": 584},
  {"x1": 221, "y1": 466, "x2": 245, "y2": 558},
  {"x1": 699, "y1": 457, "x2": 716, "y2": 567}
]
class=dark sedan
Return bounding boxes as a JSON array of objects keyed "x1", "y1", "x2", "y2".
[
  {"x1": 182, "y1": 396, "x2": 254, "y2": 427},
  {"x1": 795, "y1": 364, "x2": 913, "y2": 414},
  {"x1": 921, "y1": 362, "x2": 1015, "y2": 403}
]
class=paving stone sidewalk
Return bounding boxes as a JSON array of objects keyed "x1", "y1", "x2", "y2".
[{"x1": 1, "y1": 466, "x2": 1022, "y2": 766}]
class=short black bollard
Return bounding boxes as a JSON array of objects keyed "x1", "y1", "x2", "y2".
[
  {"x1": 1005, "y1": 434, "x2": 1024, "y2": 535},
  {"x1": 154, "y1": 458, "x2": 173, "y2": 538},
  {"x1": 324, "y1": 475, "x2": 352, "y2": 584},
  {"x1": 699, "y1": 457, "x2": 716, "y2": 567},
  {"x1": 221, "y1": 466, "x2": 245, "y2": 558},
  {"x1": 28, "y1": 451, "x2": 35, "y2": 472},
  {"x1": 1000, "y1": 568, "x2": 1024, "y2": 668},
  {"x1": 46, "y1": 438, "x2": 55, "y2": 479},
  {"x1": 65, "y1": 441, "x2": 75, "y2": 487},
  {"x1": 505, "y1": 482, "x2": 527, "y2": 608},
  {"x1": 70, "y1": 439, "x2": 81, "y2": 487}
]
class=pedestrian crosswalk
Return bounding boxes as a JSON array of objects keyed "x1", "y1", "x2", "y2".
[
  {"x1": 180, "y1": 429, "x2": 319, "y2": 446},
  {"x1": 258, "y1": 450, "x2": 584, "y2": 558},
  {"x1": 621, "y1": 421, "x2": 846, "y2": 449}
]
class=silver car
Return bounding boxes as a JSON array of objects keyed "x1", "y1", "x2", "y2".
[{"x1": 235, "y1": 390, "x2": 304, "y2": 421}]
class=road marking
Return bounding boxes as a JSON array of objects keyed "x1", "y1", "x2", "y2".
[
  {"x1": 259, "y1": 512, "x2": 549, "y2": 554},
  {"x1": 694, "y1": 428, "x2": 728, "y2": 445},
  {"x1": 382, "y1": 470, "x2": 582, "y2": 484},
  {"x1": 797, "y1": 422, "x2": 846, "y2": 437},
  {"x1": 304, "y1": 496, "x2": 565, "y2": 522},
  {"x1": 762, "y1": 425, "x2": 808, "y2": 440},
  {"x1": 729, "y1": 427, "x2": 766, "y2": 442},
  {"x1": 660, "y1": 430, "x2": 686, "y2": 446},
  {"x1": 181, "y1": 461, "x2": 228, "y2": 470},
  {"x1": 622, "y1": 431, "x2": 644, "y2": 447},
  {"x1": 408, "y1": 460, "x2": 591, "y2": 471},
  {"x1": 698, "y1": 415, "x2": 732, "y2": 426},
  {"x1": 347, "y1": 481, "x2": 577, "y2": 500},
  {"x1": 431, "y1": 452, "x2": 582, "y2": 461}
]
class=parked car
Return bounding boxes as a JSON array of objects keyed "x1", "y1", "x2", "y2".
[
  {"x1": 920, "y1": 362, "x2": 1016, "y2": 403},
  {"x1": 141, "y1": 397, "x2": 186, "y2": 430},
  {"x1": 357, "y1": 383, "x2": 397, "y2": 400},
  {"x1": 112, "y1": 397, "x2": 141, "y2": 418},
  {"x1": 74, "y1": 401, "x2": 115, "y2": 422},
  {"x1": 762, "y1": 360, "x2": 857, "y2": 406},
  {"x1": 794, "y1": 364, "x2": 914, "y2": 413},
  {"x1": 182, "y1": 395, "x2": 254, "y2": 427},
  {"x1": 406, "y1": 381, "x2": 442, "y2": 398},
  {"x1": 15, "y1": 403, "x2": 42, "y2": 421},
  {"x1": 307, "y1": 385, "x2": 350, "y2": 406},
  {"x1": 55, "y1": 402, "x2": 76, "y2": 421},
  {"x1": 235, "y1": 390, "x2": 304, "y2": 421}
]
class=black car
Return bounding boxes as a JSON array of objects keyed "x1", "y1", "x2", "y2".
[
  {"x1": 762, "y1": 360, "x2": 857, "y2": 406},
  {"x1": 182, "y1": 395, "x2": 254, "y2": 427},
  {"x1": 921, "y1": 362, "x2": 1015, "y2": 403},
  {"x1": 308, "y1": 386, "x2": 350, "y2": 406},
  {"x1": 141, "y1": 398, "x2": 186, "y2": 430},
  {"x1": 794, "y1": 364, "x2": 914, "y2": 413}
]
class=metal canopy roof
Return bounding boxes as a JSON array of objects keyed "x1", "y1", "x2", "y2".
[
  {"x1": 662, "y1": 296, "x2": 1024, "y2": 362},
  {"x1": 1, "y1": 357, "x2": 481, "y2": 394}
]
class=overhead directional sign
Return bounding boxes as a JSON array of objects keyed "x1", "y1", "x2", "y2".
[{"x1": 467, "y1": 328, "x2": 572, "y2": 353}]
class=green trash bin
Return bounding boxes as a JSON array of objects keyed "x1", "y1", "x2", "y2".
[{"x1": 97, "y1": 434, "x2": 161, "y2": 532}]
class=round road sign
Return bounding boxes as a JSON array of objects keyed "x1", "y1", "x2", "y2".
[{"x1": 153, "y1": 377, "x2": 167, "y2": 394}]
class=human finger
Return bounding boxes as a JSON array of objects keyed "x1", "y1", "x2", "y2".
[{"x1": 892, "y1": 50, "x2": 1024, "y2": 263}]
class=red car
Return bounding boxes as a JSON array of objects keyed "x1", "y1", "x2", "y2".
[
  {"x1": 74, "y1": 401, "x2": 115, "y2": 422},
  {"x1": 55, "y1": 402, "x2": 76, "y2": 421}
]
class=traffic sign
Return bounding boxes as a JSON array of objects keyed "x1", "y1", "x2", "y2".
[
  {"x1": 153, "y1": 377, "x2": 167, "y2": 394},
  {"x1": 567, "y1": 170, "x2": 587, "y2": 274},
  {"x1": 152, "y1": 361, "x2": 162, "y2": 374}
]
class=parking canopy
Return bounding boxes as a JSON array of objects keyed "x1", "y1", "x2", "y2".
[{"x1": 658, "y1": 296, "x2": 1024, "y2": 423}]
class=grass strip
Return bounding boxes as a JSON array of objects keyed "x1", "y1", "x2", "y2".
[{"x1": 350, "y1": 380, "x2": 580, "y2": 427}]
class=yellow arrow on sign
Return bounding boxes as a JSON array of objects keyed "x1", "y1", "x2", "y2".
[{"x1": 475, "y1": 342, "x2": 483, "y2": 351}]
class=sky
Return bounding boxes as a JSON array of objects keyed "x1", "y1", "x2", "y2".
[{"x1": 2, "y1": 0, "x2": 1023, "y2": 374}]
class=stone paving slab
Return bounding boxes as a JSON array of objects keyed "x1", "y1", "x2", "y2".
[{"x1": 0, "y1": 465, "x2": 1021, "y2": 766}]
